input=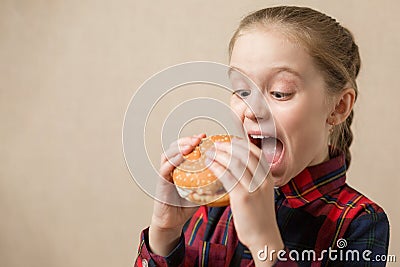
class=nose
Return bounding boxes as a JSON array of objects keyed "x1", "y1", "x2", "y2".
[{"x1": 243, "y1": 90, "x2": 271, "y2": 121}]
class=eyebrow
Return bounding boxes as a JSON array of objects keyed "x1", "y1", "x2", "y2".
[{"x1": 228, "y1": 65, "x2": 303, "y2": 80}]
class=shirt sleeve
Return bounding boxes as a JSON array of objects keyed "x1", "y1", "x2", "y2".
[
  {"x1": 134, "y1": 227, "x2": 185, "y2": 267},
  {"x1": 331, "y1": 209, "x2": 390, "y2": 266}
]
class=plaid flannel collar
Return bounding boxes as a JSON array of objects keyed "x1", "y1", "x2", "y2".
[{"x1": 277, "y1": 154, "x2": 347, "y2": 208}]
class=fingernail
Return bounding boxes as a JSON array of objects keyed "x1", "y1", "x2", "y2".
[
  {"x1": 180, "y1": 145, "x2": 191, "y2": 151},
  {"x1": 191, "y1": 137, "x2": 200, "y2": 145}
]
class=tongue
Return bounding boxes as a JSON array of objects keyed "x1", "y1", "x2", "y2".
[{"x1": 262, "y1": 137, "x2": 283, "y2": 164}]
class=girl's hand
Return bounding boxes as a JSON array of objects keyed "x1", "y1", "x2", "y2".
[
  {"x1": 206, "y1": 138, "x2": 284, "y2": 265},
  {"x1": 149, "y1": 133, "x2": 206, "y2": 256}
]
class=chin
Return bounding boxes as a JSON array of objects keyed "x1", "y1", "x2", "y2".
[
  {"x1": 271, "y1": 173, "x2": 290, "y2": 187},
  {"x1": 270, "y1": 164, "x2": 289, "y2": 187}
]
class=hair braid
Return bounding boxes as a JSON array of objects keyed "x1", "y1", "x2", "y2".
[{"x1": 338, "y1": 110, "x2": 354, "y2": 168}]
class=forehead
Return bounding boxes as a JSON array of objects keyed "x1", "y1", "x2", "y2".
[{"x1": 230, "y1": 29, "x2": 319, "y2": 84}]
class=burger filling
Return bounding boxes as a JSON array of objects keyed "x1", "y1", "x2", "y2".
[{"x1": 176, "y1": 183, "x2": 227, "y2": 205}]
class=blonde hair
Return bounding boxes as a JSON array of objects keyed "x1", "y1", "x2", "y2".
[{"x1": 229, "y1": 6, "x2": 360, "y2": 168}]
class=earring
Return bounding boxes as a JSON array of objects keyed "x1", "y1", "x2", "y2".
[{"x1": 328, "y1": 119, "x2": 335, "y2": 134}]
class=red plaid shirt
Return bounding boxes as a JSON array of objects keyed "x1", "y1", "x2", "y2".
[{"x1": 135, "y1": 154, "x2": 389, "y2": 266}]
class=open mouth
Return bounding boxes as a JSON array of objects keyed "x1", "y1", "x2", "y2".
[{"x1": 248, "y1": 134, "x2": 284, "y2": 164}]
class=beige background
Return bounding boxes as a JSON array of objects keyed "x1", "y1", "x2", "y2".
[{"x1": 1, "y1": 0, "x2": 399, "y2": 266}]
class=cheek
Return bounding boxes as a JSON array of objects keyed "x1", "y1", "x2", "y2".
[
  {"x1": 230, "y1": 97, "x2": 246, "y2": 121},
  {"x1": 275, "y1": 99, "x2": 328, "y2": 139}
]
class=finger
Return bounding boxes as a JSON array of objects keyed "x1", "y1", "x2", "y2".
[
  {"x1": 207, "y1": 150, "x2": 256, "y2": 195},
  {"x1": 206, "y1": 146, "x2": 251, "y2": 188},
  {"x1": 159, "y1": 153, "x2": 184, "y2": 180},
  {"x1": 215, "y1": 140, "x2": 263, "y2": 176},
  {"x1": 168, "y1": 134, "x2": 205, "y2": 148},
  {"x1": 165, "y1": 138, "x2": 195, "y2": 153},
  {"x1": 213, "y1": 142, "x2": 264, "y2": 184},
  {"x1": 230, "y1": 138, "x2": 271, "y2": 172},
  {"x1": 247, "y1": 161, "x2": 269, "y2": 193},
  {"x1": 194, "y1": 133, "x2": 207, "y2": 139},
  {"x1": 207, "y1": 160, "x2": 240, "y2": 193},
  {"x1": 154, "y1": 173, "x2": 197, "y2": 207},
  {"x1": 161, "y1": 144, "x2": 192, "y2": 165},
  {"x1": 228, "y1": 139, "x2": 271, "y2": 192},
  {"x1": 212, "y1": 140, "x2": 270, "y2": 192},
  {"x1": 161, "y1": 136, "x2": 204, "y2": 164}
]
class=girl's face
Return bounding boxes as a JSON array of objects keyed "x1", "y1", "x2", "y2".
[{"x1": 230, "y1": 28, "x2": 332, "y2": 186}]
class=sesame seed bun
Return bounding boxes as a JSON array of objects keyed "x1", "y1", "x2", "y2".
[{"x1": 172, "y1": 135, "x2": 234, "y2": 206}]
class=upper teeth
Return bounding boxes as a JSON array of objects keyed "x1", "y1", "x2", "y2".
[{"x1": 250, "y1": 134, "x2": 270, "y2": 139}]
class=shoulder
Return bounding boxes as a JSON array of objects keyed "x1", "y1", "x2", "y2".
[
  {"x1": 335, "y1": 184, "x2": 390, "y2": 240},
  {"x1": 337, "y1": 183, "x2": 386, "y2": 218},
  {"x1": 335, "y1": 185, "x2": 390, "y2": 258}
]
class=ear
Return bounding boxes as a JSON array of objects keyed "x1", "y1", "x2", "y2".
[{"x1": 327, "y1": 88, "x2": 356, "y2": 125}]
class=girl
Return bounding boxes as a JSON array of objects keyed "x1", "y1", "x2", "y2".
[{"x1": 135, "y1": 6, "x2": 389, "y2": 266}]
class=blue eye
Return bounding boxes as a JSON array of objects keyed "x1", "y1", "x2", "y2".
[{"x1": 234, "y1": 89, "x2": 251, "y2": 98}]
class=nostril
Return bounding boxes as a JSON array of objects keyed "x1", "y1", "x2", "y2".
[
  {"x1": 243, "y1": 101, "x2": 270, "y2": 121},
  {"x1": 244, "y1": 106, "x2": 258, "y2": 120}
]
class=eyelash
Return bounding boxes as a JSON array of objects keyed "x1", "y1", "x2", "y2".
[
  {"x1": 233, "y1": 89, "x2": 251, "y2": 98},
  {"x1": 270, "y1": 91, "x2": 293, "y2": 100},
  {"x1": 234, "y1": 89, "x2": 293, "y2": 101}
]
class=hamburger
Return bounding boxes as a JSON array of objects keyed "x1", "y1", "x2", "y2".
[{"x1": 172, "y1": 134, "x2": 234, "y2": 206}]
